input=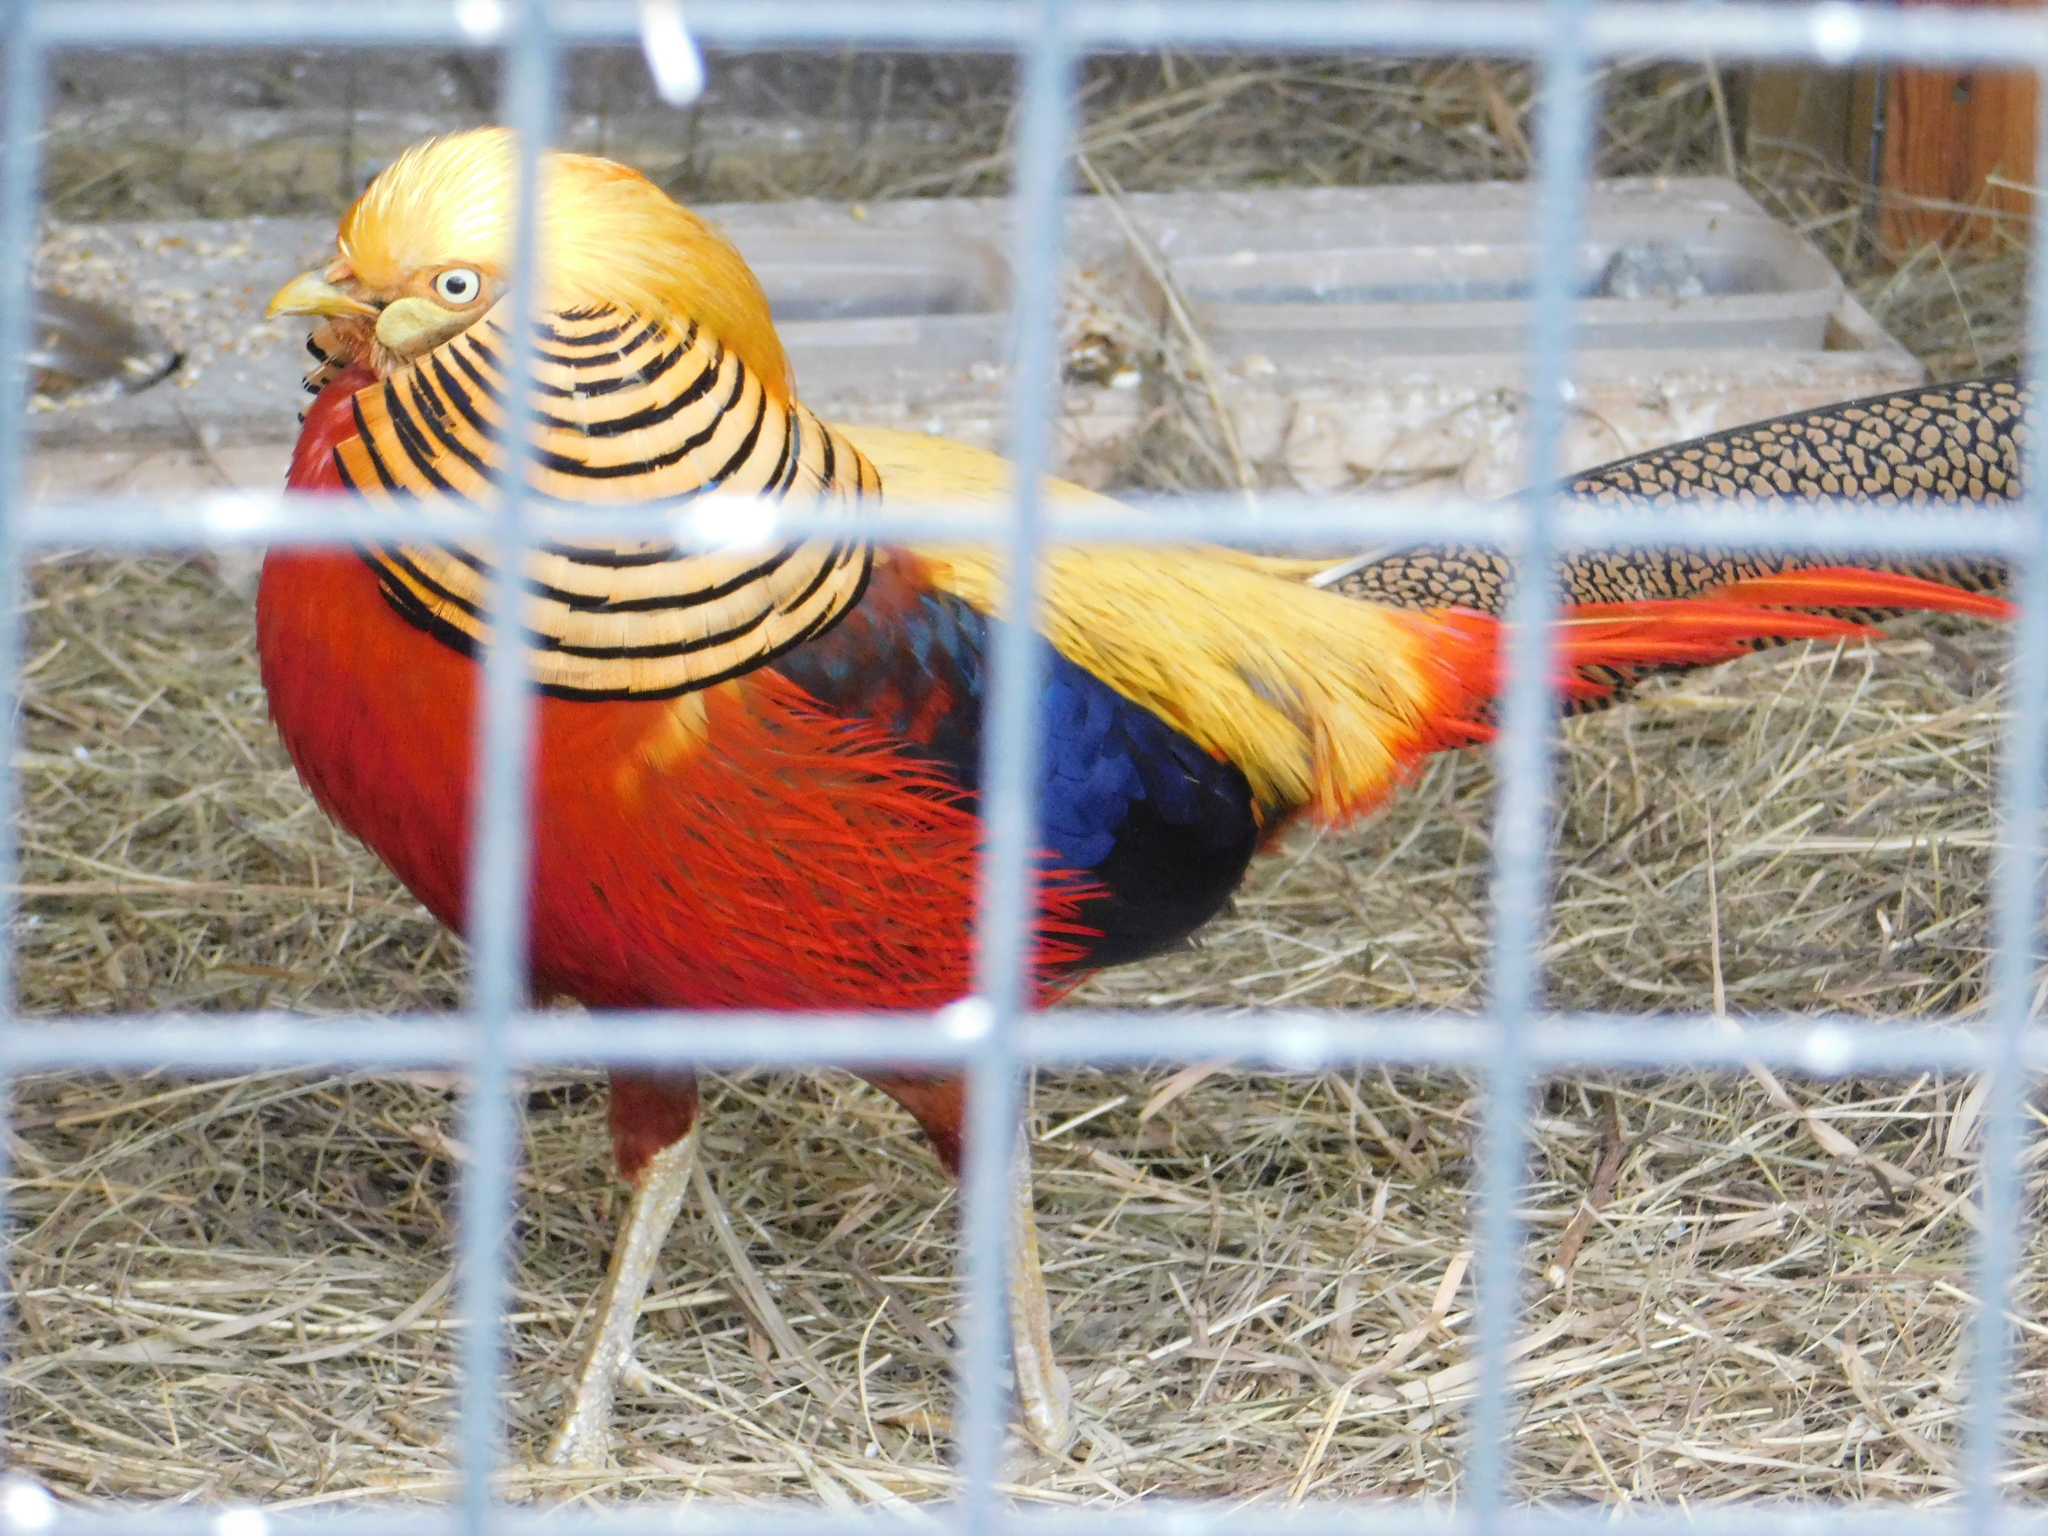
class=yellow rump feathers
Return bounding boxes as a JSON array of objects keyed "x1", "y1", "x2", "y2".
[
  {"x1": 838, "y1": 426, "x2": 1482, "y2": 823},
  {"x1": 927, "y1": 544, "x2": 1475, "y2": 822},
  {"x1": 338, "y1": 127, "x2": 792, "y2": 397}
]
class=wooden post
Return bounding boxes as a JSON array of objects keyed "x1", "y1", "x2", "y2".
[{"x1": 1881, "y1": 0, "x2": 2037, "y2": 247}]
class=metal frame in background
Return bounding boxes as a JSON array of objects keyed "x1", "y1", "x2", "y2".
[{"x1": 0, "y1": 2, "x2": 2042, "y2": 1534}]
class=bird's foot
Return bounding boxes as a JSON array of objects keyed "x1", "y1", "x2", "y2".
[
  {"x1": 1016, "y1": 1350, "x2": 1077, "y2": 1455},
  {"x1": 543, "y1": 1400, "x2": 615, "y2": 1472},
  {"x1": 542, "y1": 1353, "x2": 661, "y2": 1469}
]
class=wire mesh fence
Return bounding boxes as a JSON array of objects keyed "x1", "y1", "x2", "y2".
[{"x1": 1, "y1": 0, "x2": 2046, "y2": 1531}]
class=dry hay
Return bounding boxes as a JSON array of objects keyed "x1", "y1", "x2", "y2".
[
  {"x1": 5, "y1": 550, "x2": 2036, "y2": 1511},
  {"x1": 8, "y1": 38, "x2": 2044, "y2": 1520}
]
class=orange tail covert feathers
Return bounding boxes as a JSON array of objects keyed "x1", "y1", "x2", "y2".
[{"x1": 1340, "y1": 569, "x2": 2006, "y2": 741}]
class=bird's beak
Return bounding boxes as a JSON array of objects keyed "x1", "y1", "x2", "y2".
[{"x1": 266, "y1": 270, "x2": 379, "y2": 321}]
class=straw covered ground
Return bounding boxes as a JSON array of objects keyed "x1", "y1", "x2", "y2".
[{"x1": 6, "y1": 48, "x2": 2044, "y2": 1514}]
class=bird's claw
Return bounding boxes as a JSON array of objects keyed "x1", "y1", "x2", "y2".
[{"x1": 1018, "y1": 1358, "x2": 1078, "y2": 1455}]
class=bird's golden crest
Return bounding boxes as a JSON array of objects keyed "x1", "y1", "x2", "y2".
[{"x1": 275, "y1": 127, "x2": 878, "y2": 702}]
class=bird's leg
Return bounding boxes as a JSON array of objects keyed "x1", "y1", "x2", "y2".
[
  {"x1": 545, "y1": 1072, "x2": 699, "y2": 1470},
  {"x1": 1006, "y1": 1141, "x2": 1075, "y2": 1452},
  {"x1": 546, "y1": 1132, "x2": 694, "y2": 1467},
  {"x1": 862, "y1": 1071, "x2": 1077, "y2": 1453}
]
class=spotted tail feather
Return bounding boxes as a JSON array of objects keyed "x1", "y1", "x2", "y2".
[{"x1": 1333, "y1": 378, "x2": 2025, "y2": 620}]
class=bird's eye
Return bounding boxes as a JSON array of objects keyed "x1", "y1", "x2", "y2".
[{"x1": 433, "y1": 268, "x2": 483, "y2": 305}]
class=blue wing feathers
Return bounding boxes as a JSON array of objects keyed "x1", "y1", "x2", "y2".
[{"x1": 773, "y1": 566, "x2": 1259, "y2": 966}]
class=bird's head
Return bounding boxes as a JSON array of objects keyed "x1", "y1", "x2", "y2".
[{"x1": 267, "y1": 126, "x2": 791, "y2": 394}]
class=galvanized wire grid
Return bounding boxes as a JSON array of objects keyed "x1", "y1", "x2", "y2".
[{"x1": 1, "y1": 2, "x2": 2046, "y2": 1534}]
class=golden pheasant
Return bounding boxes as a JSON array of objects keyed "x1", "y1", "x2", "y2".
[{"x1": 257, "y1": 127, "x2": 2018, "y2": 1463}]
